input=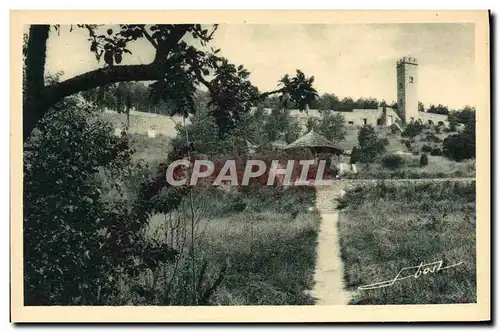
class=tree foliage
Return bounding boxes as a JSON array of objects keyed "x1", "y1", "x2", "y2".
[
  {"x1": 262, "y1": 107, "x2": 301, "y2": 145},
  {"x1": 402, "y1": 121, "x2": 425, "y2": 138},
  {"x1": 356, "y1": 125, "x2": 386, "y2": 163},
  {"x1": 448, "y1": 106, "x2": 476, "y2": 125},
  {"x1": 381, "y1": 154, "x2": 406, "y2": 170},
  {"x1": 24, "y1": 96, "x2": 231, "y2": 305},
  {"x1": 24, "y1": 24, "x2": 319, "y2": 141},
  {"x1": 418, "y1": 101, "x2": 425, "y2": 113},
  {"x1": 427, "y1": 104, "x2": 449, "y2": 115},
  {"x1": 276, "y1": 70, "x2": 318, "y2": 110},
  {"x1": 442, "y1": 115, "x2": 476, "y2": 161},
  {"x1": 305, "y1": 111, "x2": 346, "y2": 143}
]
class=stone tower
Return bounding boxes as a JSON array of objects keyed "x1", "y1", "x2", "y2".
[{"x1": 396, "y1": 56, "x2": 419, "y2": 123}]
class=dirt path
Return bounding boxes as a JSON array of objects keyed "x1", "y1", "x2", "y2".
[
  {"x1": 311, "y1": 183, "x2": 352, "y2": 305},
  {"x1": 310, "y1": 177, "x2": 475, "y2": 305}
]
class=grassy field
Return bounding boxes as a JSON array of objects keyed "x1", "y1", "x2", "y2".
[
  {"x1": 140, "y1": 186, "x2": 320, "y2": 305},
  {"x1": 100, "y1": 110, "x2": 183, "y2": 137},
  {"x1": 337, "y1": 181, "x2": 476, "y2": 304},
  {"x1": 127, "y1": 133, "x2": 172, "y2": 164},
  {"x1": 345, "y1": 156, "x2": 475, "y2": 179}
]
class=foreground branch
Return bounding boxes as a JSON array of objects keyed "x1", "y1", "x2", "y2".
[{"x1": 43, "y1": 63, "x2": 164, "y2": 107}]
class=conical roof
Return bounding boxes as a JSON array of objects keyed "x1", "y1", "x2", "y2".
[{"x1": 284, "y1": 129, "x2": 343, "y2": 153}]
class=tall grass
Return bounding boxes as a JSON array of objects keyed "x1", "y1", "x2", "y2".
[
  {"x1": 140, "y1": 186, "x2": 320, "y2": 305},
  {"x1": 127, "y1": 133, "x2": 172, "y2": 164},
  {"x1": 338, "y1": 181, "x2": 476, "y2": 304},
  {"x1": 344, "y1": 156, "x2": 475, "y2": 179}
]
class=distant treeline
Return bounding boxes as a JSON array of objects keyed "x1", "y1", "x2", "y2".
[{"x1": 79, "y1": 82, "x2": 475, "y2": 121}]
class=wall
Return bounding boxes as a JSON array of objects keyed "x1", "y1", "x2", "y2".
[
  {"x1": 419, "y1": 112, "x2": 449, "y2": 126},
  {"x1": 254, "y1": 107, "x2": 403, "y2": 134},
  {"x1": 101, "y1": 109, "x2": 188, "y2": 137}
]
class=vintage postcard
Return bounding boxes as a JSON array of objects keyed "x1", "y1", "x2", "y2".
[{"x1": 10, "y1": 10, "x2": 490, "y2": 323}]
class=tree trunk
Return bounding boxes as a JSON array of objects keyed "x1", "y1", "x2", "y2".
[{"x1": 23, "y1": 25, "x2": 50, "y2": 142}]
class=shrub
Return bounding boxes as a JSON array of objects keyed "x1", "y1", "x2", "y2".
[
  {"x1": 402, "y1": 122, "x2": 425, "y2": 137},
  {"x1": 420, "y1": 154, "x2": 429, "y2": 167},
  {"x1": 442, "y1": 131, "x2": 475, "y2": 161},
  {"x1": 24, "y1": 99, "x2": 195, "y2": 305},
  {"x1": 430, "y1": 148, "x2": 442, "y2": 156},
  {"x1": 421, "y1": 144, "x2": 432, "y2": 153},
  {"x1": 24, "y1": 100, "x2": 132, "y2": 305},
  {"x1": 230, "y1": 195, "x2": 247, "y2": 212},
  {"x1": 357, "y1": 125, "x2": 386, "y2": 163},
  {"x1": 425, "y1": 133, "x2": 442, "y2": 143},
  {"x1": 350, "y1": 146, "x2": 361, "y2": 164},
  {"x1": 381, "y1": 154, "x2": 406, "y2": 170}
]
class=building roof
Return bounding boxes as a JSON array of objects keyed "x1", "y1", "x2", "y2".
[{"x1": 284, "y1": 129, "x2": 343, "y2": 153}]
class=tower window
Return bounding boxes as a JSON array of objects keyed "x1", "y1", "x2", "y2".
[
  {"x1": 409, "y1": 76, "x2": 414, "y2": 83},
  {"x1": 399, "y1": 83, "x2": 403, "y2": 88}
]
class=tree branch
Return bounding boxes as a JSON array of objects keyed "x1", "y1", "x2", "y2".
[
  {"x1": 191, "y1": 65, "x2": 214, "y2": 95},
  {"x1": 259, "y1": 88, "x2": 284, "y2": 100},
  {"x1": 42, "y1": 63, "x2": 164, "y2": 108},
  {"x1": 154, "y1": 25, "x2": 193, "y2": 63},
  {"x1": 139, "y1": 25, "x2": 158, "y2": 49}
]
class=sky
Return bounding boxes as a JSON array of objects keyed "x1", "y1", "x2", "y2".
[{"x1": 41, "y1": 23, "x2": 475, "y2": 109}]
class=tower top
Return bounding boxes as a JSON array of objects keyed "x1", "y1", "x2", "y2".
[{"x1": 397, "y1": 56, "x2": 418, "y2": 66}]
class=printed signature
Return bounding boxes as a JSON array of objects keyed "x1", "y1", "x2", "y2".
[{"x1": 358, "y1": 260, "x2": 465, "y2": 290}]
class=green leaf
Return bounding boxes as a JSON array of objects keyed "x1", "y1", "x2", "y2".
[
  {"x1": 114, "y1": 53, "x2": 122, "y2": 64},
  {"x1": 104, "y1": 51, "x2": 114, "y2": 66}
]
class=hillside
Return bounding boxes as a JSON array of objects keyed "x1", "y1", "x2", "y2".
[{"x1": 100, "y1": 109, "x2": 188, "y2": 138}]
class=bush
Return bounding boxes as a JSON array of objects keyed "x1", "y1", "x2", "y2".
[
  {"x1": 430, "y1": 148, "x2": 442, "y2": 156},
  {"x1": 230, "y1": 195, "x2": 247, "y2": 212},
  {"x1": 402, "y1": 122, "x2": 425, "y2": 138},
  {"x1": 381, "y1": 154, "x2": 406, "y2": 170},
  {"x1": 24, "y1": 100, "x2": 132, "y2": 305},
  {"x1": 421, "y1": 144, "x2": 432, "y2": 153},
  {"x1": 350, "y1": 146, "x2": 361, "y2": 164},
  {"x1": 425, "y1": 133, "x2": 442, "y2": 143},
  {"x1": 24, "y1": 99, "x2": 191, "y2": 305},
  {"x1": 357, "y1": 125, "x2": 386, "y2": 163},
  {"x1": 420, "y1": 154, "x2": 429, "y2": 167},
  {"x1": 443, "y1": 132, "x2": 475, "y2": 161}
]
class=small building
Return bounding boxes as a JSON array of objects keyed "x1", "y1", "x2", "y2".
[{"x1": 284, "y1": 129, "x2": 343, "y2": 155}]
